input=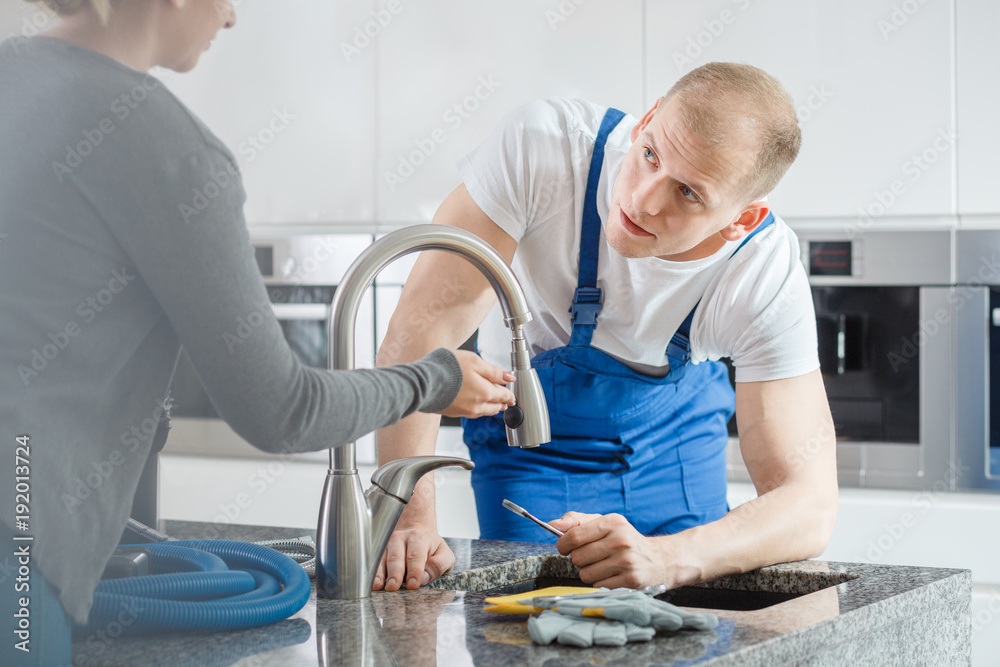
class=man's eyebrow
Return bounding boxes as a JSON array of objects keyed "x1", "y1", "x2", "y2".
[{"x1": 638, "y1": 130, "x2": 712, "y2": 204}]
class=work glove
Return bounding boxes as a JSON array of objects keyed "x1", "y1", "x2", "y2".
[{"x1": 526, "y1": 587, "x2": 718, "y2": 648}]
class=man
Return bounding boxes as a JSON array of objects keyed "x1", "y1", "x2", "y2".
[{"x1": 373, "y1": 62, "x2": 838, "y2": 593}]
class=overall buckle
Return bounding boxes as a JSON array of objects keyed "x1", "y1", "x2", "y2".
[{"x1": 569, "y1": 287, "x2": 603, "y2": 326}]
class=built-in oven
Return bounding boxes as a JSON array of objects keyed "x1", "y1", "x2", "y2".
[
  {"x1": 165, "y1": 233, "x2": 379, "y2": 465},
  {"x1": 727, "y1": 227, "x2": 996, "y2": 491}
]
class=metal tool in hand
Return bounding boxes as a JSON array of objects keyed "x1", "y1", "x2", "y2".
[{"x1": 502, "y1": 499, "x2": 564, "y2": 537}]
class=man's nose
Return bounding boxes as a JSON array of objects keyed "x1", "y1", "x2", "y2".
[
  {"x1": 219, "y1": 1, "x2": 237, "y2": 29},
  {"x1": 631, "y1": 176, "x2": 668, "y2": 218}
]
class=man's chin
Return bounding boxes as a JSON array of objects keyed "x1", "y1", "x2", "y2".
[{"x1": 606, "y1": 224, "x2": 654, "y2": 259}]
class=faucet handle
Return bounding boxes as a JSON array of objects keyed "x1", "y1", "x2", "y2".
[{"x1": 370, "y1": 456, "x2": 474, "y2": 503}]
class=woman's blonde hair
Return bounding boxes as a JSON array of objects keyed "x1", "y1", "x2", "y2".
[{"x1": 27, "y1": 0, "x2": 113, "y2": 24}]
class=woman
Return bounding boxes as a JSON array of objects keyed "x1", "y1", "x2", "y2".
[{"x1": 0, "y1": 0, "x2": 515, "y2": 662}]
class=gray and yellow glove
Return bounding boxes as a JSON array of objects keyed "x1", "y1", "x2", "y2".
[{"x1": 526, "y1": 586, "x2": 718, "y2": 648}]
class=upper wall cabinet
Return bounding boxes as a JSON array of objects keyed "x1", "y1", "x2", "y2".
[
  {"x1": 645, "y1": 0, "x2": 955, "y2": 221},
  {"x1": 163, "y1": 1, "x2": 377, "y2": 225},
  {"x1": 376, "y1": 0, "x2": 644, "y2": 223},
  {"x1": 957, "y1": 0, "x2": 1000, "y2": 216}
]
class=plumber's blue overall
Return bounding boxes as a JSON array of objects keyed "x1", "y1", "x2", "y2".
[{"x1": 463, "y1": 108, "x2": 774, "y2": 542}]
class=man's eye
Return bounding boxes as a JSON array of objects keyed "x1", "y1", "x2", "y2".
[
  {"x1": 643, "y1": 147, "x2": 656, "y2": 164},
  {"x1": 681, "y1": 185, "x2": 699, "y2": 202}
]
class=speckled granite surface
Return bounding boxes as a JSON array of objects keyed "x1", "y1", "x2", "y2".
[{"x1": 69, "y1": 520, "x2": 972, "y2": 666}]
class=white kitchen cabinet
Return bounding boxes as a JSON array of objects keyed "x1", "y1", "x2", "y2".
[
  {"x1": 956, "y1": 0, "x2": 1000, "y2": 215},
  {"x1": 162, "y1": 0, "x2": 377, "y2": 225},
  {"x1": 645, "y1": 0, "x2": 956, "y2": 220},
  {"x1": 376, "y1": 0, "x2": 644, "y2": 223}
]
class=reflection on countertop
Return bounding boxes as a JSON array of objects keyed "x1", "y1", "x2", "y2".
[{"x1": 70, "y1": 520, "x2": 972, "y2": 666}]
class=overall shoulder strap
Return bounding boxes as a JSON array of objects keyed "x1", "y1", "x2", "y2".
[
  {"x1": 665, "y1": 212, "x2": 776, "y2": 368},
  {"x1": 568, "y1": 107, "x2": 627, "y2": 347}
]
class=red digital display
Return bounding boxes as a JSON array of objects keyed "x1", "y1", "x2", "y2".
[{"x1": 809, "y1": 241, "x2": 852, "y2": 276}]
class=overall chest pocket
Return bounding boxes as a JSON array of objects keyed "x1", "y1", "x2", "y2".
[{"x1": 534, "y1": 348, "x2": 679, "y2": 431}]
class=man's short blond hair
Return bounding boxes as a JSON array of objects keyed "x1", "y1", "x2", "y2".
[
  {"x1": 28, "y1": 0, "x2": 112, "y2": 23},
  {"x1": 664, "y1": 62, "x2": 801, "y2": 204}
]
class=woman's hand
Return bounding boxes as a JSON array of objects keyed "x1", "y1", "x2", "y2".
[{"x1": 440, "y1": 350, "x2": 516, "y2": 418}]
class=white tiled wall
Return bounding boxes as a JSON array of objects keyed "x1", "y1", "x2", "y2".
[
  {"x1": 9, "y1": 1, "x2": 987, "y2": 225},
  {"x1": 158, "y1": 1, "x2": 380, "y2": 225},
  {"x1": 956, "y1": 0, "x2": 1000, "y2": 214},
  {"x1": 645, "y1": 0, "x2": 956, "y2": 220},
  {"x1": 375, "y1": 0, "x2": 644, "y2": 222}
]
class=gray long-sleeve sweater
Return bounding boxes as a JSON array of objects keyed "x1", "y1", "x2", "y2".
[{"x1": 0, "y1": 36, "x2": 461, "y2": 624}]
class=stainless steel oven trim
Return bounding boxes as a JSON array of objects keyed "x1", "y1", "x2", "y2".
[
  {"x1": 956, "y1": 231, "x2": 1000, "y2": 491},
  {"x1": 270, "y1": 304, "x2": 331, "y2": 320},
  {"x1": 727, "y1": 232, "x2": 976, "y2": 490},
  {"x1": 954, "y1": 283, "x2": 999, "y2": 490}
]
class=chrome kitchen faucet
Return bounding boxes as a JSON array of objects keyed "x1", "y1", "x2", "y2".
[{"x1": 316, "y1": 224, "x2": 551, "y2": 599}]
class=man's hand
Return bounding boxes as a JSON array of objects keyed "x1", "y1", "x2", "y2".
[
  {"x1": 551, "y1": 512, "x2": 692, "y2": 590},
  {"x1": 441, "y1": 350, "x2": 516, "y2": 419},
  {"x1": 373, "y1": 525, "x2": 455, "y2": 591}
]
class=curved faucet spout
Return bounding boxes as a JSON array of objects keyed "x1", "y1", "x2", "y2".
[
  {"x1": 315, "y1": 225, "x2": 551, "y2": 600},
  {"x1": 328, "y1": 224, "x2": 549, "y2": 471},
  {"x1": 328, "y1": 224, "x2": 532, "y2": 368}
]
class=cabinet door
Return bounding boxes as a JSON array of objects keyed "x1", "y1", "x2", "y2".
[
  {"x1": 645, "y1": 0, "x2": 955, "y2": 220},
  {"x1": 164, "y1": 0, "x2": 377, "y2": 225},
  {"x1": 957, "y1": 0, "x2": 1000, "y2": 215},
  {"x1": 376, "y1": 0, "x2": 644, "y2": 222}
]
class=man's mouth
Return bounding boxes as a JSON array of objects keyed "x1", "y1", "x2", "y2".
[{"x1": 619, "y1": 209, "x2": 654, "y2": 237}]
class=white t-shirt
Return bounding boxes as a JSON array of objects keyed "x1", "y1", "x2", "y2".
[{"x1": 457, "y1": 98, "x2": 818, "y2": 383}]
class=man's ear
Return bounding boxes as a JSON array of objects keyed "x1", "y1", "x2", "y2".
[
  {"x1": 630, "y1": 97, "x2": 664, "y2": 142},
  {"x1": 720, "y1": 203, "x2": 770, "y2": 242}
]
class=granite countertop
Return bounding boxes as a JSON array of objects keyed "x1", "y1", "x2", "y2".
[{"x1": 70, "y1": 520, "x2": 972, "y2": 666}]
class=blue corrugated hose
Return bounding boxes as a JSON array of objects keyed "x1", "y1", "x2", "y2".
[{"x1": 84, "y1": 540, "x2": 311, "y2": 634}]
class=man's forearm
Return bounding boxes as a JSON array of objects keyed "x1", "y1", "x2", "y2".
[
  {"x1": 654, "y1": 480, "x2": 838, "y2": 588},
  {"x1": 376, "y1": 412, "x2": 444, "y2": 527}
]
